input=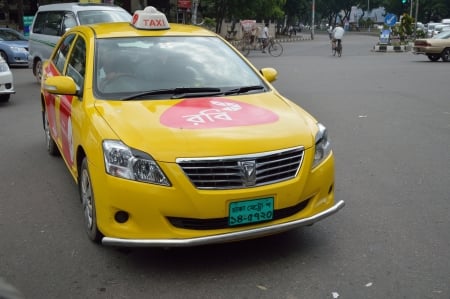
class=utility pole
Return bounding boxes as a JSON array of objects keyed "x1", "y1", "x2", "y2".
[
  {"x1": 311, "y1": 0, "x2": 315, "y2": 40},
  {"x1": 410, "y1": 0, "x2": 413, "y2": 16},
  {"x1": 367, "y1": 0, "x2": 370, "y2": 32},
  {"x1": 192, "y1": 0, "x2": 199, "y2": 24},
  {"x1": 414, "y1": 0, "x2": 419, "y2": 38}
]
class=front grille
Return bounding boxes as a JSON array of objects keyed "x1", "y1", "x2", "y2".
[
  {"x1": 177, "y1": 146, "x2": 304, "y2": 190},
  {"x1": 167, "y1": 197, "x2": 311, "y2": 230}
]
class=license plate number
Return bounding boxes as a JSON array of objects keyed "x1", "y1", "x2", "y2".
[{"x1": 229, "y1": 197, "x2": 274, "y2": 226}]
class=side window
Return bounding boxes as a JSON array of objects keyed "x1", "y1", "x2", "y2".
[
  {"x1": 52, "y1": 34, "x2": 76, "y2": 73},
  {"x1": 66, "y1": 37, "x2": 86, "y2": 89},
  {"x1": 62, "y1": 12, "x2": 77, "y2": 33},
  {"x1": 31, "y1": 12, "x2": 47, "y2": 34},
  {"x1": 43, "y1": 11, "x2": 64, "y2": 36}
]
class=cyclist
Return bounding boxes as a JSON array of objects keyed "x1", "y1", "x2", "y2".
[
  {"x1": 259, "y1": 23, "x2": 269, "y2": 53},
  {"x1": 331, "y1": 24, "x2": 345, "y2": 51}
]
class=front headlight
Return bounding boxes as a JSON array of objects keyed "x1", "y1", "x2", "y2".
[
  {"x1": 0, "y1": 61, "x2": 10, "y2": 72},
  {"x1": 312, "y1": 123, "x2": 332, "y2": 168},
  {"x1": 11, "y1": 46, "x2": 28, "y2": 53},
  {"x1": 102, "y1": 140, "x2": 170, "y2": 186}
]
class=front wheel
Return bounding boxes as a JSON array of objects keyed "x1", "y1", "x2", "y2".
[
  {"x1": 0, "y1": 51, "x2": 8, "y2": 64},
  {"x1": 427, "y1": 54, "x2": 440, "y2": 62},
  {"x1": 79, "y1": 157, "x2": 103, "y2": 243},
  {"x1": 43, "y1": 108, "x2": 59, "y2": 156},
  {"x1": 441, "y1": 48, "x2": 450, "y2": 62},
  {"x1": 0, "y1": 94, "x2": 10, "y2": 102},
  {"x1": 268, "y1": 41, "x2": 283, "y2": 57},
  {"x1": 240, "y1": 43, "x2": 251, "y2": 57},
  {"x1": 34, "y1": 59, "x2": 43, "y2": 83}
]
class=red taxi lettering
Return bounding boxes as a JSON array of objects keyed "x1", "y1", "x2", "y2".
[{"x1": 143, "y1": 18, "x2": 164, "y2": 27}]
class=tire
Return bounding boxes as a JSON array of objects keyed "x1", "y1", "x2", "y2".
[
  {"x1": 0, "y1": 94, "x2": 10, "y2": 102},
  {"x1": 338, "y1": 45, "x2": 342, "y2": 57},
  {"x1": 441, "y1": 48, "x2": 450, "y2": 62},
  {"x1": 244, "y1": 44, "x2": 251, "y2": 56},
  {"x1": 34, "y1": 59, "x2": 43, "y2": 83},
  {"x1": 427, "y1": 54, "x2": 440, "y2": 62},
  {"x1": 43, "y1": 109, "x2": 59, "y2": 156},
  {"x1": 79, "y1": 157, "x2": 103, "y2": 243},
  {"x1": 268, "y1": 41, "x2": 283, "y2": 57},
  {"x1": 0, "y1": 51, "x2": 8, "y2": 64}
]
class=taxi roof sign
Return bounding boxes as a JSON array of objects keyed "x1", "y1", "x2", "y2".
[{"x1": 131, "y1": 6, "x2": 170, "y2": 30}]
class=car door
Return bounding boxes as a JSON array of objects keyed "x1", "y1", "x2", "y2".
[
  {"x1": 43, "y1": 32, "x2": 86, "y2": 169},
  {"x1": 59, "y1": 34, "x2": 86, "y2": 172},
  {"x1": 43, "y1": 33, "x2": 75, "y2": 151}
]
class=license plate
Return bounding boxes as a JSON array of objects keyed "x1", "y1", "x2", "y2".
[{"x1": 229, "y1": 197, "x2": 274, "y2": 226}]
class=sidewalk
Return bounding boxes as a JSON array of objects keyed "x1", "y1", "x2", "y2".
[{"x1": 372, "y1": 43, "x2": 413, "y2": 53}]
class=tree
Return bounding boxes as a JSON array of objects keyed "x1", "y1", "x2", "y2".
[{"x1": 200, "y1": 0, "x2": 286, "y2": 33}]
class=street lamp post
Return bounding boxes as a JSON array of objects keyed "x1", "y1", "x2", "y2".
[
  {"x1": 414, "y1": 0, "x2": 419, "y2": 38},
  {"x1": 367, "y1": 0, "x2": 370, "y2": 32},
  {"x1": 192, "y1": 0, "x2": 199, "y2": 24},
  {"x1": 311, "y1": 0, "x2": 315, "y2": 40}
]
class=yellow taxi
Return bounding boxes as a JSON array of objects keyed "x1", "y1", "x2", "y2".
[{"x1": 40, "y1": 6, "x2": 344, "y2": 247}]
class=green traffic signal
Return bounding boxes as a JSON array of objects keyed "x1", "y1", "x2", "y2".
[{"x1": 402, "y1": 0, "x2": 407, "y2": 3}]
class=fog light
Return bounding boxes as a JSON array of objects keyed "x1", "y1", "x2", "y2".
[{"x1": 114, "y1": 211, "x2": 129, "y2": 223}]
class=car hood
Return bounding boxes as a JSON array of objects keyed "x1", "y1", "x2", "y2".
[
  {"x1": 0, "y1": 40, "x2": 28, "y2": 48},
  {"x1": 95, "y1": 93, "x2": 317, "y2": 162}
]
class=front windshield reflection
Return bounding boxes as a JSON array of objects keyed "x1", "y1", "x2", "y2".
[{"x1": 94, "y1": 36, "x2": 265, "y2": 99}]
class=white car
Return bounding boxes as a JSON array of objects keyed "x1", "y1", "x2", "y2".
[
  {"x1": 432, "y1": 24, "x2": 450, "y2": 36},
  {"x1": 0, "y1": 56, "x2": 14, "y2": 102}
]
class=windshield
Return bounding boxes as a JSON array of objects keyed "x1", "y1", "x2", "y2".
[
  {"x1": 94, "y1": 36, "x2": 266, "y2": 99},
  {"x1": 78, "y1": 10, "x2": 131, "y2": 24},
  {"x1": 432, "y1": 31, "x2": 450, "y2": 39},
  {"x1": 0, "y1": 29, "x2": 27, "y2": 41}
]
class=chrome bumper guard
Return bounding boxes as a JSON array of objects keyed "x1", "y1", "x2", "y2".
[{"x1": 102, "y1": 200, "x2": 345, "y2": 247}]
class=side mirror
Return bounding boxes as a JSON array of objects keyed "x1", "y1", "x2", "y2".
[
  {"x1": 260, "y1": 67, "x2": 278, "y2": 83},
  {"x1": 43, "y1": 76, "x2": 79, "y2": 96}
]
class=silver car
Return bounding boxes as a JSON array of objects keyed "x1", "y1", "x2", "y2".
[{"x1": 0, "y1": 56, "x2": 15, "y2": 102}]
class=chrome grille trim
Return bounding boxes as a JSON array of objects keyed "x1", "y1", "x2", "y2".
[{"x1": 176, "y1": 146, "x2": 304, "y2": 190}]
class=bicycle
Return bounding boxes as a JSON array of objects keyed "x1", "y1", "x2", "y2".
[
  {"x1": 331, "y1": 39, "x2": 342, "y2": 57},
  {"x1": 241, "y1": 37, "x2": 283, "y2": 57}
]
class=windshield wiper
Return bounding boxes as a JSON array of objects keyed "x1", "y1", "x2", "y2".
[
  {"x1": 222, "y1": 85, "x2": 265, "y2": 95},
  {"x1": 121, "y1": 87, "x2": 222, "y2": 101}
]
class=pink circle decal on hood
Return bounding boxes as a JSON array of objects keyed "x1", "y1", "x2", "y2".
[{"x1": 160, "y1": 97, "x2": 279, "y2": 129}]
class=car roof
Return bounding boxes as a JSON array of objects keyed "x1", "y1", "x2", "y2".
[
  {"x1": 78, "y1": 21, "x2": 217, "y2": 39},
  {"x1": 36, "y1": 2, "x2": 127, "y2": 12}
]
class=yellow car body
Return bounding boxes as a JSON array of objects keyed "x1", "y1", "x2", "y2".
[{"x1": 40, "y1": 7, "x2": 344, "y2": 247}]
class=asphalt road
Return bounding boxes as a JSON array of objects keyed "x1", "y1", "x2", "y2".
[{"x1": 0, "y1": 33, "x2": 449, "y2": 299}]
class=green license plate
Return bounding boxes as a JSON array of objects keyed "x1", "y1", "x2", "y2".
[{"x1": 229, "y1": 197, "x2": 274, "y2": 226}]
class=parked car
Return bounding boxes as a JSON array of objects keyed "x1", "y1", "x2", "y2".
[
  {"x1": 40, "y1": 6, "x2": 344, "y2": 247},
  {"x1": 0, "y1": 28, "x2": 29, "y2": 67},
  {"x1": 28, "y1": 2, "x2": 132, "y2": 82},
  {"x1": 426, "y1": 22, "x2": 441, "y2": 37},
  {"x1": 432, "y1": 24, "x2": 450, "y2": 36},
  {"x1": 0, "y1": 56, "x2": 15, "y2": 102},
  {"x1": 413, "y1": 30, "x2": 450, "y2": 61}
]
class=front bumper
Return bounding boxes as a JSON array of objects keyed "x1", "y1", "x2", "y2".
[
  {"x1": 0, "y1": 72, "x2": 15, "y2": 94},
  {"x1": 102, "y1": 200, "x2": 345, "y2": 247},
  {"x1": 8, "y1": 53, "x2": 29, "y2": 66}
]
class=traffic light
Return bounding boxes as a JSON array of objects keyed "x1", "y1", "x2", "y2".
[{"x1": 402, "y1": 0, "x2": 407, "y2": 3}]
